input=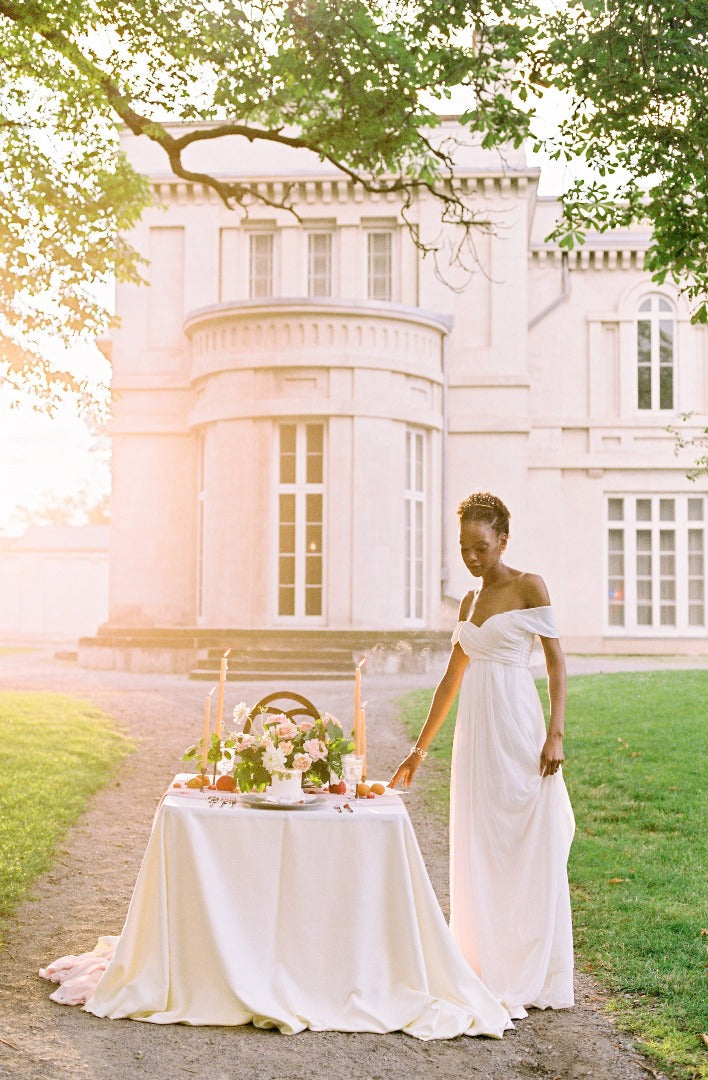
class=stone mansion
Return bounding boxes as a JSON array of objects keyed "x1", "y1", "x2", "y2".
[{"x1": 84, "y1": 120, "x2": 707, "y2": 668}]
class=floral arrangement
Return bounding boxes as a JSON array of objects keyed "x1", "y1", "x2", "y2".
[{"x1": 183, "y1": 703, "x2": 354, "y2": 792}]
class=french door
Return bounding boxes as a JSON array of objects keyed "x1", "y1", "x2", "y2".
[{"x1": 276, "y1": 422, "x2": 325, "y2": 620}]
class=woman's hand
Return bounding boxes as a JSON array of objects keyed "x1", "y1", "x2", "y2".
[
  {"x1": 540, "y1": 732, "x2": 564, "y2": 777},
  {"x1": 390, "y1": 752, "x2": 423, "y2": 790}
]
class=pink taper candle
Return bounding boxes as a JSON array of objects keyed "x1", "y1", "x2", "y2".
[
  {"x1": 215, "y1": 648, "x2": 231, "y2": 740},
  {"x1": 201, "y1": 689, "x2": 215, "y2": 773}
]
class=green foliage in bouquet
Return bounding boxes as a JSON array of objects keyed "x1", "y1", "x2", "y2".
[{"x1": 224, "y1": 709, "x2": 354, "y2": 793}]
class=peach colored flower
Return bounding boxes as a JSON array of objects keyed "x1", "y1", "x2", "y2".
[
  {"x1": 276, "y1": 719, "x2": 299, "y2": 740},
  {"x1": 298, "y1": 720, "x2": 315, "y2": 733},
  {"x1": 291, "y1": 753, "x2": 312, "y2": 771},
  {"x1": 303, "y1": 738, "x2": 327, "y2": 762},
  {"x1": 278, "y1": 740, "x2": 294, "y2": 757}
]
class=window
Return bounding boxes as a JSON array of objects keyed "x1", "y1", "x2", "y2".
[
  {"x1": 277, "y1": 423, "x2": 324, "y2": 619},
  {"x1": 606, "y1": 495, "x2": 706, "y2": 634},
  {"x1": 636, "y1": 295, "x2": 675, "y2": 411},
  {"x1": 196, "y1": 433, "x2": 206, "y2": 623},
  {"x1": 404, "y1": 429, "x2": 425, "y2": 621},
  {"x1": 367, "y1": 231, "x2": 393, "y2": 301},
  {"x1": 249, "y1": 232, "x2": 274, "y2": 298},
  {"x1": 307, "y1": 232, "x2": 333, "y2": 297}
]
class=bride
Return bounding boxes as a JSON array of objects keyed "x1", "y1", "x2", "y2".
[{"x1": 391, "y1": 492, "x2": 575, "y2": 1018}]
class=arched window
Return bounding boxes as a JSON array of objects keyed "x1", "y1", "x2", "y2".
[{"x1": 636, "y1": 295, "x2": 675, "y2": 411}]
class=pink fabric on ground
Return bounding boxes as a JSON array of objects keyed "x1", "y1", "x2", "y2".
[{"x1": 39, "y1": 935, "x2": 118, "y2": 1006}]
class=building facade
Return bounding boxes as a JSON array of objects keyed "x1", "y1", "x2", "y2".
[{"x1": 101, "y1": 122, "x2": 707, "y2": 656}]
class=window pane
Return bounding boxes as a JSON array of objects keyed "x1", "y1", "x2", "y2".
[
  {"x1": 279, "y1": 587, "x2": 295, "y2": 616},
  {"x1": 637, "y1": 365, "x2": 651, "y2": 409},
  {"x1": 305, "y1": 587, "x2": 322, "y2": 616},
  {"x1": 659, "y1": 364, "x2": 673, "y2": 410},
  {"x1": 608, "y1": 553, "x2": 624, "y2": 575},
  {"x1": 660, "y1": 530, "x2": 675, "y2": 551},
  {"x1": 659, "y1": 499, "x2": 675, "y2": 522},
  {"x1": 636, "y1": 554, "x2": 651, "y2": 575},
  {"x1": 608, "y1": 498, "x2": 624, "y2": 521},
  {"x1": 306, "y1": 492, "x2": 322, "y2": 523},
  {"x1": 636, "y1": 499, "x2": 652, "y2": 521},
  {"x1": 306, "y1": 424, "x2": 323, "y2": 484},
  {"x1": 660, "y1": 579, "x2": 675, "y2": 601},
  {"x1": 279, "y1": 523, "x2": 295, "y2": 553},
  {"x1": 660, "y1": 606, "x2": 676, "y2": 626},
  {"x1": 305, "y1": 555, "x2": 321, "y2": 585},
  {"x1": 608, "y1": 605, "x2": 625, "y2": 626},
  {"x1": 609, "y1": 528, "x2": 624, "y2": 549},
  {"x1": 637, "y1": 606, "x2": 652, "y2": 625},
  {"x1": 250, "y1": 233, "x2": 273, "y2": 297},
  {"x1": 637, "y1": 579, "x2": 652, "y2": 601},
  {"x1": 279, "y1": 555, "x2": 295, "y2": 586},
  {"x1": 659, "y1": 320, "x2": 673, "y2": 363},
  {"x1": 688, "y1": 606, "x2": 704, "y2": 626},
  {"x1": 368, "y1": 232, "x2": 392, "y2": 301},
  {"x1": 306, "y1": 523, "x2": 322, "y2": 553},
  {"x1": 415, "y1": 434, "x2": 423, "y2": 492},
  {"x1": 308, "y1": 232, "x2": 332, "y2": 297},
  {"x1": 279, "y1": 493, "x2": 295, "y2": 523},
  {"x1": 659, "y1": 298, "x2": 671, "y2": 312},
  {"x1": 636, "y1": 529, "x2": 652, "y2": 551},
  {"x1": 688, "y1": 499, "x2": 704, "y2": 521},
  {"x1": 688, "y1": 579, "x2": 703, "y2": 600},
  {"x1": 638, "y1": 298, "x2": 651, "y2": 312},
  {"x1": 280, "y1": 424, "x2": 296, "y2": 483},
  {"x1": 637, "y1": 320, "x2": 651, "y2": 361}
]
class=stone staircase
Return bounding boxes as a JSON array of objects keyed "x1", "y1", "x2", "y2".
[{"x1": 78, "y1": 626, "x2": 450, "y2": 678}]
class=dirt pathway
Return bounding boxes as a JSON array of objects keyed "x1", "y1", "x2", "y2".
[{"x1": 0, "y1": 652, "x2": 669, "y2": 1080}]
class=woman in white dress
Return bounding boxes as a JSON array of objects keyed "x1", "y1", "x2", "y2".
[{"x1": 391, "y1": 492, "x2": 575, "y2": 1018}]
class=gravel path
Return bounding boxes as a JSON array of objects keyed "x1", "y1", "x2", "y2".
[{"x1": 0, "y1": 648, "x2": 691, "y2": 1080}]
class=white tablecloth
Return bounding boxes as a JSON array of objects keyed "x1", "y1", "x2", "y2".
[{"x1": 83, "y1": 777, "x2": 511, "y2": 1039}]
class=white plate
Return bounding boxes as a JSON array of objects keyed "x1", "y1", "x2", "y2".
[
  {"x1": 238, "y1": 791, "x2": 321, "y2": 811},
  {"x1": 366, "y1": 780, "x2": 407, "y2": 795}
]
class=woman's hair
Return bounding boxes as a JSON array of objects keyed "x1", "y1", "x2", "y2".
[{"x1": 457, "y1": 492, "x2": 511, "y2": 537}]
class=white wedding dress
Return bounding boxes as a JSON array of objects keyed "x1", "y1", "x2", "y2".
[{"x1": 449, "y1": 606, "x2": 575, "y2": 1019}]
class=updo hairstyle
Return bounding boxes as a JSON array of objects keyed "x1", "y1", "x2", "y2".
[{"x1": 457, "y1": 492, "x2": 511, "y2": 537}]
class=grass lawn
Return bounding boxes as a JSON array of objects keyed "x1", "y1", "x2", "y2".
[
  {"x1": 0, "y1": 692, "x2": 133, "y2": 943},
  {"x1": 399, "y1": 670, "x2": 708, "y2": 1080}
]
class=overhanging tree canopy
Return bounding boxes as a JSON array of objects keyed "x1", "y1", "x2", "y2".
[{"x1": 0, "y1": 0, "x2": 705, "y2": 411}]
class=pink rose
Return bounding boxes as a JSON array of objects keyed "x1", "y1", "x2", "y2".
[
  {"x1": 278, "y1": 741, "x2": 294, "y2": 757},
  {"x1": 298, "y1": 720, "x2": 315, "y2": 733},
  {"x1": 276, "y1": 720, "x2": 299, "y2": 740},
  {"x1": 303, "y1": 738, "x2": 327, "y2": 762},
  {"x1": 291, "y1": 753, "x2": 312, "y2": 772}
]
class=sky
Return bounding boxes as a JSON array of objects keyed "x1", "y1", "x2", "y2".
[{"x1": 0, "y1": 92, "x2": 576, "y2": 536}]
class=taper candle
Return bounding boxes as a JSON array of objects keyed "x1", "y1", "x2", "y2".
[
  {"x1": 353, "y1": 655, "x2": 365, "y2": 752},
  {"x1": 360, "y1": 700, "x2": 367, "y2": 781},
  {"x1": 201, "y1": 689, "x2": 215, "y2": 773},
  {"x1": 215, "y1": 647, "x2": 231, "y2": 739}
]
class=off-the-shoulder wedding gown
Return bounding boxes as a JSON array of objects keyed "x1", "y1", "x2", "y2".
[{"x1": 450, "y1": 606, "x2": 575, "y2": 1019}]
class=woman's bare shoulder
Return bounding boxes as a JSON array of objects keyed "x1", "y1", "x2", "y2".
[
  {"x1": 517, "y1": 573, "x2": 551, "y2": 608},
  {"x1": 458, "y1": 590, "x2": 477, "y2": 621}
]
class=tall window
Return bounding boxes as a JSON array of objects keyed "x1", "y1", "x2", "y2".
[
  {"x1": 277, "y1": 423, "x2": 324, "y2": 619},
  {"x1": 606, "y1": 495, "x2": 705, "y2": 633},
  {"x1": 196, "y1": 433, "x2": 205, "y2": 623},
  {"x1": 307, "y1": 232, "x2": 333, "y2": 297},
  {"x1": 249, "y1": 232, "x2": 274, "y2": 298},
  {"x1": 636, "y1": 295, "x2": 675, "y2": 410},
  {"x1": 367, "y1": 231, "x2": 393, "y2": 301},
  {"x1": 404, "y1": 429, "x2": 425, "y2": 621}
]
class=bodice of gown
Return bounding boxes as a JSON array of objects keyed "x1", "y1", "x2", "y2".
[{"x1": 451, "y1": 606, "x2": 558, "y2": 668}]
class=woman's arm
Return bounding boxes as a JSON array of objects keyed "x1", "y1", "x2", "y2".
[
  {"x1": 520, "y1": 573, "x2": 567, "y2": 777},
  {"x1": 539, "y1": 635, "x2": 566, "y2": 777},
  {"x1": 389, "y1": 642, "x2": 469, "y2": 789}
]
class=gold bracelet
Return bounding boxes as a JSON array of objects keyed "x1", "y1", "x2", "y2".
[{"x1": 411, "y1": 745, "x2": 428, "y2": 760}]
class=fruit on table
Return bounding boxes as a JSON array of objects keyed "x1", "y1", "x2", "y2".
[
  {"x1": 216, "y1": 775, "x2": 236, "y2": 791},
  {"x1": 370, "y1": 783, "x2": 386, "y2": 795},
  {"x1": 186, "y1": 774, "x2": 210, "y2": 789},
  {"x1": 356, "y1": 782, "x2": 371, "y2": 797},
  {"x1": 328, "y1": 780, "x2": 347, "y2": 794}
]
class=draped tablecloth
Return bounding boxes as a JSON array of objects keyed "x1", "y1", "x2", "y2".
[{"x1": 55, "y1": 778, "x2": 512, "y2": 1039}]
